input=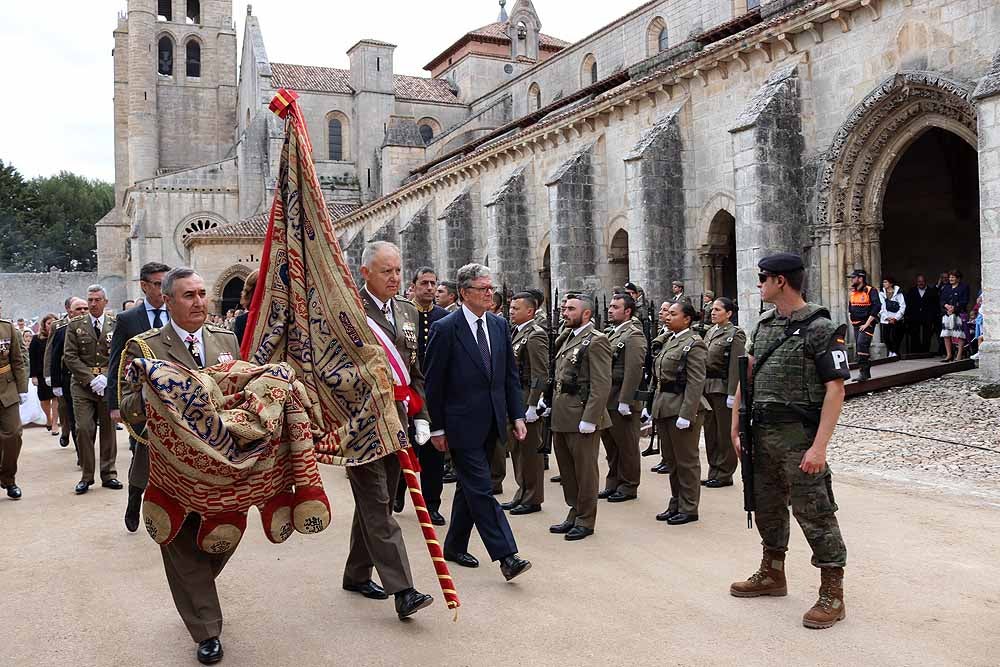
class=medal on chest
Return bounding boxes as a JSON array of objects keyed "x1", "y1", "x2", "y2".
[{"x1": 0, "y1": 339, "x2": 8, "y2": 355}]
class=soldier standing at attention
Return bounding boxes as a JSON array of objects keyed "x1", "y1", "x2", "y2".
[
  {"x1": 598, "y1": 293, "x2": 646, "y2": 503},
  {"x1": 652, "y1": 302, "x2": 708, "y2": 525},
  {"x1": 435, "y1": 280, "x2": 460, "y2": 313},
  {"x1": 0, "y1": 299, "x2": 29, "y2": 500},
  {"x1": 730, "y1": 252, "x2": 851, "y2": 629},
  {"x1": 500, "y1": 292, "x2": 548, "y2": 515},
  {"x1": 63, "y1": 285, "x2": 121, "y2": 495},
  {"x1": 548, "y1": 294, "x2": 611, "y2": 541},
  {"x1": 701, "y1": 297, "x2": 746, "y2": 488}
]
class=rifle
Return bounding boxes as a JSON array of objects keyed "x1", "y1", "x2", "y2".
[
  {"x1": 539, "y1": 287, "x2": 558, "y2": 455},
  {"x1": 638, "y1": 300, "x2": 659, "y2": 457},
  {"x1": 737, "y1": 355, "x2": 754, "y2": 529}
]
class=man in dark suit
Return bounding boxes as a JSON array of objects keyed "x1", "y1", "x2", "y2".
[
  {"x1": 423, "y1": 263, "x2": 531, "y2": 581},
  {"x1": 904, "y1": 273, "x2": 940, "y2": 354},
  {"x1": 108, "y1": 261, "x2": 170, "y2": 532},
  {"x1": 45, "y1": 296, "x2": 89, "y2": 452}
]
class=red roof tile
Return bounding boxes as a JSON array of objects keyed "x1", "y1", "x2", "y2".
[
  {"x1": 425, "y1": 21, "x2": 570, "y2": 71},
  {"x1": 185, "y1": 202, "x2": 361, "y2": 246},
  {"x1": 269, "y1": 62, "x2": 460, "y2": 103}
]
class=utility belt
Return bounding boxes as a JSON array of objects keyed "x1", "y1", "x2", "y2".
[
  {"x1": 0, "y1": 364, "x2": 10, "y2": 377},
  {"x1": 557, "y1": 380, "x2": 590, "y2": 399},
  {"x1": 752, "y1": 402, "x2": 821, "y2": 426},
  {"x1": 658, "y1": 380, "x2": 686, "y2": 395}
]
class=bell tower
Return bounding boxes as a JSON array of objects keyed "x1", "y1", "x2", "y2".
[{"x1": 508, "y1": 0, "x2": 541, "y2": 61}]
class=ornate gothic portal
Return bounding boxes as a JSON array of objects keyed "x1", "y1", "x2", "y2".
[
  {"x1": 812, "y1": 71, "x2": 978, "y2": 323},
  {"x1": 701, "y1": 209, "x2": 737, "y2": 301}
]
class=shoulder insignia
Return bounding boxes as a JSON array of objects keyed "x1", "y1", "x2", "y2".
[
  {"x1": 532, "y1": 324, "x2": 546, "y2": 335},
  {"x1": 54, "y1": 320, "x2": 69, "y2": 330},
  {"x1": 206, "y1": 324, "x2": 236, "y2": 335},
  {"x1": 726, "y1": 337, "x2": 733, "y2": 343},
  {"x1": 69, "y1": 314, "x2": 88, "y2": 323},
  {"x1": 393, "y1": 296, "x2": 415, "y2": 306},
  {"x1": 135, "y1": 328, "x2": 161, "y2": 340},
  {"x1": 683, "y1": 345, "x2": 692, "y2": 352}
]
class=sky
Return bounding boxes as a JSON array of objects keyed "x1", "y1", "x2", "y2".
[{"x1": 0, "y1": 1, "x2": 632, "y2": 183}]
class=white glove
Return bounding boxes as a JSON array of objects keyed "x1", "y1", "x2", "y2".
[
  {"x1": 536, "y1": 397, "x2": 547, "y2": 412},
  {"x1": 90, "y1": 374, "x2": 108, "y2": 394},
  {"x1": 617, "y1": 402, "x2": 632, "y2": 417},
  {"x1": 675, "y1": 417, "x2": 691, "y2": 430},
  {"x1": 726, "y1": 395, "x2": 736, "y2": 409},
  {"x1": 44, "y1": 376, "x2": 51, "y2": 387},
  {"x1": 525, "y1": 405, "x2": 539, "y2": 423},
  {"x1": 641, "y1": 408, "x2": 651, "y2": 424},
  {"x1": 413, "y1": 419, "x2": 431, "y2": 446},
  {"x1": 578, "y1": 420, "x2": 596, "y2": 434},
  {"x1": 53, "y1": 387, "x2": 63, "y2": 397},
  {"x1": 19, "y1": 393, "x2": 28, "y2": 405}
]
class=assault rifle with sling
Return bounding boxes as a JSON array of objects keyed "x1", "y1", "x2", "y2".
[
  {"x1": 639, "y1": 302, "x2": 659, "y2": 457},
  {"x1": 539, "y1": 288, "x2": 558, "y2": 455}
]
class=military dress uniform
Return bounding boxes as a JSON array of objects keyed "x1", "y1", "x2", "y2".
[
  {"x1": 504, "y1": 319, "x2": 548, "y2": 510},
  {"x1": 120, "y1": 321, "x2": 241, "y2": 647},
  {"x1": 651, "y1": 327, "x2": 708, "y2": 523},
  {"x1": 62, "y1": 312, "x2": 119, "y2": 489},
  {"x1": 598, "y1": 320, "x2": 646, "y2": 500},
  {"x1": 550, "y1": 322, "x2": 612, "y2": 538},
  {"x1": 0, "y1": 319, "x2": 28, "y2": 498},
  {"x1": 45, "y1": 318, "x2": 78, "y2": 450},
  {"x1": 702, "y1": 322, "x2": 746, "y2": 486}
]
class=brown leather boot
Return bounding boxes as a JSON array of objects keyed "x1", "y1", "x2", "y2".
[
  {"x1": 802, "y1": 567, "x2": 846, "y2": 629},
  {"x1": 730, "y1": 549, "x2": 787, "y2": 597}
]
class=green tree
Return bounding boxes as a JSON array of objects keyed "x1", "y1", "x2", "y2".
[{"x1": 0, "y1": 162, "x2": 112, "y2": 272}]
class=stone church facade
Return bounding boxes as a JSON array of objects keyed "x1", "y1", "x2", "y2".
[{"x1": 99, "y1": 0, "x2": 1000, "y2": 377}]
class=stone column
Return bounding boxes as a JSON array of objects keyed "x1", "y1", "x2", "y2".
[
  {"x1": 339, "y1": 230, "x2": 366, "y2": 288},
  {"x1": 400, "y1": 205, "x2": 432, "y2": 283},
  {"x1": 729, "y1": 64, "x2": 807, "y2": 331},
  {"x1": 485, "y1": 167, "x2": 531, "y2": 289},
  {"x1": 438, "y1": 190, "x2": 476, "y2": 279},
  {"x1": 974, "y1": 53, "x2": 1000, "y2": 380},
  {"x1": 545, "y1": 143, "x2": 601, "y2": 293}
]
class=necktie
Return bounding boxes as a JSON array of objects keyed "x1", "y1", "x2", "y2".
[
  {"x1": 152, "y1": 309, "x2": 163, "y2": 328},
  {"x1": 93, "y1": 319, "x2": 101, "y2": 337},
  {"x1": 476, "y1": 319, "x2": 492, "y2": 376},
  {"x1": 185, "y1": 334, "x2": 203, "y2": 368}
]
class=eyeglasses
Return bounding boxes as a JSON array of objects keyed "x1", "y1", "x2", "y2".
[
  {"x1": 757, "y1": 273, "x2": 774, "y2": 283},
  {"x1": 465, "y1": 286, "x2": 496, "y2": 294}
]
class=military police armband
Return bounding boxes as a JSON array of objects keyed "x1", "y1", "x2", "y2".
[{"x1": 815, "y1": 324, "x2": 851, "y2": 382}]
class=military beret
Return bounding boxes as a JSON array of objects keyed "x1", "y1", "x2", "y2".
[
  {"x1": 623, "y1": 281, "x2": 641, "y2": 293},
  {"x1": 758, "y1": 252, "x2": 804, "y2": 274}
]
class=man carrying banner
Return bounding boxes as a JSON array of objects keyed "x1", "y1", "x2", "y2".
[{"x1": 345, "y1": 240, "x2": 434, "y2": 620}]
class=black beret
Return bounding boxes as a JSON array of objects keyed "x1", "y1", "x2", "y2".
[
  {"x1": 623, "y1": 281, "x2": 640, "y2": 292},
  {"x1": 758, "y1": 252, "x2": 804, "y2": 274}
]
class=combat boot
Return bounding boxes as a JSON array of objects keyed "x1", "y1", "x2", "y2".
[
  {"x1": 802, "y1": 567, "x2": 846, "y2": 629},
  {"x1": 858, "y1": 361, "x2": 872, "y2": 381},
  {"x1": 730, "y1": 549, "x2": 787, "y2": 597}
]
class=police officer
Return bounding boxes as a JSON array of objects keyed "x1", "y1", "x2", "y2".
[
  {"x1": 702, "y1": 297, "x2": 745, "y2": 488},
  {"x1": 730, "y1": 252, "x2": 851, "y2": 629},
  {"x1": 63, "y1": 285, "x2": 121, "y2": 494},
  {"x1": 848, "y1": 269, "x2": 880, "y2": 381},
  {"x1": 0, "y1": 303, "x2": 28, "y2": 500},
  {"x1": 549, "y1": 294, "x2": 612, "y2": 541},
  {"x1": 598, "y1": 293, "x2": 646, "y2": 502},
  {"x1": 652, "y1": 301, "x2": 708, "y2": 525},
  {"x1": 500, "y1": 291, "x2": 548, "y2": 515}
]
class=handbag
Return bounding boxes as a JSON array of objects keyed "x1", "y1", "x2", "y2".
[{"x1": 885, "y1": 299, "x2": 900, "y2": 314}]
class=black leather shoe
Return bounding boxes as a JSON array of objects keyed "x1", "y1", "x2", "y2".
[
  {"x1": 704, "y1": 479, "x2": 733, "y2": 488},
  {"x1": 59, "y1": 436, "x2": 69, "y2": 448},
  {"x1": 342, "y1": 579, "x2": 388, "y2": 600},
  {"x1": 565, "y1": 526, "x2": 594, "y2": 541},
  {"x1": 75, "y1": 481, "x2": 93, "y2": 495},
  {"x1": 429, "y1": 509, "x2": 446, "y2": 526},
  {"x1": 499, "y1": 500, "x2": 519, "y2": 511},
  {"x1": 393, "y1": 495, "x2": 405, "y2": 513},
  {"x1": 655, "y1": 509, "x2": 677, "y2": 522},
  {"x1": 666, "y1": 512, "x2": 699, "y2": 525},
  {"x1": 598, "y1": 488, "x2": 614, "y2": 499},
  {"x1": 124, "y1": 486, "x2": 143, "y2": 532},
  {"x1": 196, "y1": 637, "x2": 223, "y2": 665},
  {"x1": 550, "y1": 475, "x2": 561, "y2": 483},
  {"x1": 6, "y1": 484, "x2": 22, "y2": 500},
  {"x1": 102, "y1": 479, "x2": 123, "y2": 490},
  {"x1": 700, "y1": 479, "x2": 710, "y2": 486},
  {"x1": 442, "y1": 469, "x2": 458, "y2": 484},
  {"x1": 606, "y1": 492, "x2": 636, "y2": 503},
  {"x1": 510, "y1": 503, "x2": 541, "y2": 515},
  {"x1": 500, "y1": 554, "x2": 531, "y2": 581},
  {"x1": 549, "y1": 520, "x2": 574, "y2": 534},
  {"x1": 395, "y1": 588, "x2": 433, "y2": 620},
  {"x1": 444, "y1": 551, "x2": 479, "y2": 568},
  {"x1": 650, "y1": 463, "x2": 670, "y2": 474}
]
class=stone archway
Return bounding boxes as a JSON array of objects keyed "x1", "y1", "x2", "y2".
[
  {"x1": 213, "y1": 264, "x2": 252, "y2": 315},
  {"x1": 812, "y1": 71, "x2": 978, "y2": 322},
  {"x1": 608, "y1": 227, "x2": 630, "y2": 289},
  {"x1": 700, "y1": 206, "x2": 737, "y2": 301}
]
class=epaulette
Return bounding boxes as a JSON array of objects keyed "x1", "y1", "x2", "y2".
[
  {"x1": 393, "y1": 295, "x2": 415, "y2": 306},
  {"x1": 758, "y1": 308, "x2": 778, "y2": 323},
  {"x1": 69, "y1": 314, "x2": 89, "y2": 324},
  {"x1": 54, "y1": 319, "x2": 69, "y2": 330},
  {"x1": 134, "y1": 328, "x2": 160, "y2": 341},
  {"x1": 205, "y1": 323, "x2": 236, "y2": 335},
  {"x1": 531, "y1": 323, "x2": 546, "y2": 335},
  {"x1": 0, "y1": 318, "x2": 9, "y2": 324}
]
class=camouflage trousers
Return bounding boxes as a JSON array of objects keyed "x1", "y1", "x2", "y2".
[{"x1": 751, "y1": 421, "x2": 847, "y2": 568}]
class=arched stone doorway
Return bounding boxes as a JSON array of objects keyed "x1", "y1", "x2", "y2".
[
  {"x1": 881, "y1": 127, "x2": 980, "y2": 297},
  {"x1": 701, "y1": 210, "x2": 737, "y2": 301},
  {"x1": 539, "y1": 245, "x2": 551, "y2": 305},
  {"x1": 608, "y1": 228, "x2": 630, "y2": 288},
  {"x1": 221, "y1": 276, "x2": 244, "y2": 316},
  {"x1": 812, "y1": 71, "x2": 978, "y2": 323}
]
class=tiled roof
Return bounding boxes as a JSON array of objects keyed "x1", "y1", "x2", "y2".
[
  {"x1": 185, "y1": 202, "x2": 361, "y2": 245},
  {"x1": 269, "y1": 62, "x2": 460, "y2": 103},
  {"x1": 467, "y1": 22, "x2": 570, "y2": 49}
]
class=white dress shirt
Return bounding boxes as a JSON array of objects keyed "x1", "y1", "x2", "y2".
[
  {"x1": 145, "y1": 300, "x2": 169, "y2": 328},
  {"x1": 462, "y1": 304, "x2": 491, "y2": 353},
  {"x1": 92, "y1": 314, "x2": 105, "y2": 332},
  {"x1": 170, "y1": 320, "x2": 204, "y2": 361},
  {"x1": 366, "y1": 288, "x2": 395, "y2": 327}
]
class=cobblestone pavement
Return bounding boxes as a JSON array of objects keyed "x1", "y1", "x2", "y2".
[{"x1": 831, "y1": 375, "x2": 1000, "y2": 501}]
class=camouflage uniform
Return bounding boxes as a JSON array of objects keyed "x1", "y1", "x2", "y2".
[{"x1": 747, "y1": 304, "x2": 850, "y2": 568}]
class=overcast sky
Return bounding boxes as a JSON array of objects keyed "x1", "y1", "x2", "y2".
[{"x1": 1, "y1": 1, "x2": 630, "y2": 183}]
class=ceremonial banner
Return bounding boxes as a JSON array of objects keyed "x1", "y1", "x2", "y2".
[{"x1": 242, "y1": 88, "x2": 408, "y2": 466}]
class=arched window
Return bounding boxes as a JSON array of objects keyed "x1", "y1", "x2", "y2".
[
  {"x1": 419, "y1": 124, "x2": 434, "y2": 145},
  {"x1": 581, "y1": 54, "x2": 597, "y2": 87},
  {"x1": 528, "y1": 82, "x2": 542, "y2": 111},
  {"x1": 186, "y1": 40, "x2": 201, "y2": 78},
  {"x1": 186, "y1": 0, "x2": 200, "y2": 24},
  {"x1": 647, "y1": 17, "x2": 669, "y2": 56},
  {"x1": 157, "y1": 36, "x2": 173, "y2": 76},
  {"x1": 416, "y1": 117, "x2": 441, "y2": 147},
  {"x1": 157, "y1": 0, "x2": 171, "y2": 21},
  {"x1": 328, "y1": 118, "x2": 343, "y2": 161}
]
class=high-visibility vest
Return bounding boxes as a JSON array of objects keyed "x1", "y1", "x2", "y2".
[{"x1": 849, "y1": 286, "x2": 873, "y2": 325}]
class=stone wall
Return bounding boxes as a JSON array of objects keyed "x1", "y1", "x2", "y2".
[
  {"x1": 439, "y1": 190, "x2": 477, "y2": 278},
  {"x1": 400, "y1": 205, "x2": 432, "y2": 283},
  {"x1": 484, "y1": 166, "x2": 531, "y2": 289},
  {"x1": 0, "y1": 273, "x2": 116, "y2": 322},
  {"x1": 974, "y1": 50, "x2": 1000, "y2": 380},
  {"x1": 546, "y1": 143, "x2": 600, "y2": 293}
]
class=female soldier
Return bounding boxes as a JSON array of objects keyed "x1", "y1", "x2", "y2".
[
  {"x1": 701, "y1": 298, "x2": 746, "y2": 488},
  {"x1": 652, "y1": 302, "x2": 708, "y2": 525}
]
